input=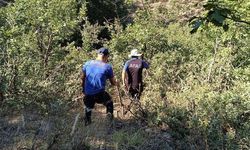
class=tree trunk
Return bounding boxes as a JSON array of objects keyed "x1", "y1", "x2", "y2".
[{"x1": 36, "y1": 27, "x2": 53, "y2": 78}]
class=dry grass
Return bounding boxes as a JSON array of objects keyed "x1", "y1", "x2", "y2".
[{"x1": 0, "y1": 100, "x2": 173, "y2": 150}]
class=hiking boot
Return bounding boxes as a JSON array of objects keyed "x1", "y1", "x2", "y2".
[
  {"x1": 84, "y1": 116, "x2": 91, "y2": 126},
  {"x1": 106, "y1": 113, "x2": 114, "y2": 134}
]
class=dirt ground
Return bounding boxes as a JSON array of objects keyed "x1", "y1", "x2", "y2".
[{"x1": 0, "y1": 100, "x2": 173, "y2": 150}]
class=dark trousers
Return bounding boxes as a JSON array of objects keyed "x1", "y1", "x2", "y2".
[
  {"x1": 83, "y1": 91, "x2": 113, "y2": 119},
  {"x1": 128, "y1": 85, "x2": 143, "y2": 100}
]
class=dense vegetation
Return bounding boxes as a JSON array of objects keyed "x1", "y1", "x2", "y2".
[{"x1": 0, "y1": 0, "x2": 249, "y2": 149}]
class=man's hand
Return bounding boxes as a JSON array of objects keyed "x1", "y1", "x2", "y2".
[{"x1": 116, "y1": 79, "x2": 120, "y2": 88}]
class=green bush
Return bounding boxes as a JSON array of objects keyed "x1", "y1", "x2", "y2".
[{"x1": 0, "y1": 0, "x2": 249, "y2": 149}]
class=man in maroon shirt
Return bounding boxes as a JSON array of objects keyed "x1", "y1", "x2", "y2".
[{"x1": 122, "y1": 49, "x2": 149, "y2": 100}]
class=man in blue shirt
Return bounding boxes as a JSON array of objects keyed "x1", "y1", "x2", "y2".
[
  {"x1": 122, "y1": 49, "x2": 149, "y2": 100},
  {"x1": 81, "y1": 47, "x2": 118, "y2": 126}
]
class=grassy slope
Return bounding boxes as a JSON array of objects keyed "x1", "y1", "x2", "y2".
[{"x1": 0, "y1": 101, "x2": 173, "y2": 149}]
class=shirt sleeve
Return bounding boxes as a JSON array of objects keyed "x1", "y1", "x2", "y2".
[
  {"x1": 142, "y1": 60, "x2": 149, "y2": 69},
  {"x1": 106, "y1": 65, "x2": 114, "y2": 79},
  {"x1": 82, "y1": 61, "x2": 89, "y2": 73},
  {"x1": 123, "y1": 61, "x2": 129, "y2": 71}
]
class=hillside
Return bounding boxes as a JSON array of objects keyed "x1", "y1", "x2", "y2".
[{"x1": 0, "y1": 0, "x2": 249, "y2": 149}]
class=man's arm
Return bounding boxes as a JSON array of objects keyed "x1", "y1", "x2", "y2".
[
  {"x1": 122, "y1": 70, "x2": 126, "y2": 86},
  {"x1": 109, "y1": 77, "x2": 118, "y2": 86},
  {"x1": 106, "y1": 65, "x2": 119, "y2": 87},
  {"x1": 122, "y1": 70, "x2": 129, "y2": 91},
  {"x1": 122, "y1": 61, "x2": 129, "y2": 88},
  {"x1": 80, "y1": 71, "x2": 85, "y2": 94}
]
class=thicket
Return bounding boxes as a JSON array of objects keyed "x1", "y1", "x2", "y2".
[{"x1": 0, "y1": 0, "x2": 249, "y2": 149}]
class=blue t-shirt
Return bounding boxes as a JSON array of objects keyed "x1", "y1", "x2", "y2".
[{"x1": 82, "y1": 60, "x2": 114, "y2": 95}]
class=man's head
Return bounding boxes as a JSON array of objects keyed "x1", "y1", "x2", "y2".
[
  {"x1": 128, "y1": 49, "x2": 142, "y2": 58},
  {"x1": 96, "y1": 47, "x2": 110, "y2": 62}
]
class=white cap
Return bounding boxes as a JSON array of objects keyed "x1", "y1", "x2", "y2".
[{"x1": 128, "y1": 49, "x2": 142, "y2": 58}]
